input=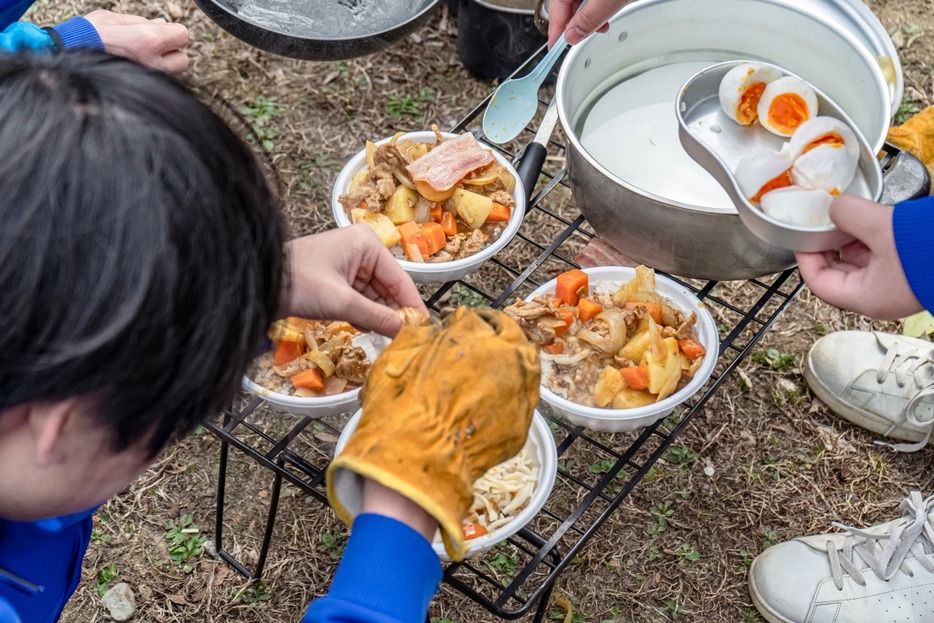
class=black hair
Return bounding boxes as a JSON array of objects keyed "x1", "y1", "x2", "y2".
[{"x1": 0, "y1": 51, "x2": 285, "y2": 454}]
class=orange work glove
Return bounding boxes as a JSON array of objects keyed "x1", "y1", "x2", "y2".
[{"x1": 327, "y1": 306, "x2": 540, "y2": 560}]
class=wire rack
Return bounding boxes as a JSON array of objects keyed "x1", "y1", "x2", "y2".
[{"x1": 205, "y1": 51, "x2": 805, "y2": 622}]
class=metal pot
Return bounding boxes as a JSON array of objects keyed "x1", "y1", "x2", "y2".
[
  {"x1": 554, "y1": 0, "x2": 902, "y2": 280},
  {"x1": 195, "y1": 0, "x2": 440, "y2": 61}
]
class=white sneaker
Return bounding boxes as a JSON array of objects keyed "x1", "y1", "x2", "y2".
[
  {"x1": 749, "y1": 492, "x2": 934, "y2": 623},
  {"x1": 804, "y1": 331, "x2": 934, "y2": 452}
]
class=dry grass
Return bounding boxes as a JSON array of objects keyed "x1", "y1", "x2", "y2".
[{"x1": 46, "y1": 0, "x2": 934, "y2": 621}]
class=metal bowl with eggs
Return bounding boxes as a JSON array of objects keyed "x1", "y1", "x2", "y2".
[{"x1": 676, "y1": 60, "x2": 882, "y2": 252}]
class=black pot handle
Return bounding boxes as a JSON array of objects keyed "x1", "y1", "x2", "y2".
[{"x1": 881, "y1": 142, "x2": 930, "y2": 204}]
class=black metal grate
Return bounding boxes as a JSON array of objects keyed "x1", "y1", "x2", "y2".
[{"x1": 205, "y1": 50, "x2": 804, "y2": 622}]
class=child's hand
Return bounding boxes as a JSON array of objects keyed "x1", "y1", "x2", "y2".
[
  {"x1": 795, "y1": 195, "x2": 922, "y2": 319},
  {"x1": 284, "y1": 225, "x2": 428, "y2": 337}
]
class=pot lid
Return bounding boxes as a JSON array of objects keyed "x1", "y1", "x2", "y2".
[{"x1": 780, "y1": 0, "x2": 902, "y2": 109}]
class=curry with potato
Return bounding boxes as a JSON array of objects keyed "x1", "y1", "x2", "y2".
[
  {"x1": 504, "y1": 266, "x2": 707, "y2": 408},
  {"x1": 338, "y1": 128, "x2": 516, "y2": 263}
]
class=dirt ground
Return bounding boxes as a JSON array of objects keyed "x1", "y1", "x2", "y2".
[{"x1": 33, "y1": 0, "x2": 934, "y2": 621}]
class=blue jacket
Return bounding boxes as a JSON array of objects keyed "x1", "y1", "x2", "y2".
[
  {"x1": 893, "y1": 195, "x2": 934, "y2": 313},
  {"x1": 0, "y1": 0, "x2": 104, "y2": 54},
  {"x1": 0, "y1": 510, "x2": 441, "y2": 623}
]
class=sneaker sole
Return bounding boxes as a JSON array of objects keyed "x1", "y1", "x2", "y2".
[
  {"x1": 803, "y1": 350, "x2": 931, "y2": 444},
  {"x1": 748, "y1": 558, "x2": 796, "y2": 623}
]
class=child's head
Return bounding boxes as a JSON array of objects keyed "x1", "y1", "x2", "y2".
[{"x1": 0, "y1": 51, "x2": 284, "y2": 519}]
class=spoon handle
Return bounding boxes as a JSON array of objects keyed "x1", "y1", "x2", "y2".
[{"x1": 526, "y1": 33, "x2": 568, "y2": 85}]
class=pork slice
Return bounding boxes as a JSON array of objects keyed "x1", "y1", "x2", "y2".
[{"x1": 405, "y1": 133, "x2": 496, "y2": 191}]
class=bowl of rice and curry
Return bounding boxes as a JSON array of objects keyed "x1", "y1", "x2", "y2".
[
  {"x1": 505, "y1": 266, "x2": 719, "y2": 432},
  {"x1": 332, "y1": 129, "x2": 525, "y2": 284}
]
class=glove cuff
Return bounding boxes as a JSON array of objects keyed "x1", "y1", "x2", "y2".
[{"x1": 327, "y1": 455, "x2": 468, "y2": 561}]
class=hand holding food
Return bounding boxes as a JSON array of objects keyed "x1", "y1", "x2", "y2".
[
  {"x1": 327, "y1": 307, "x2": 540, "y2": 560},
  {"x1": 284, "y1": 226, "x2": 428, "y2": 338},
  {"x1": 795, "y1": 195, "x2": 923, "y2": 319},
  {"x1": 718, "y1": 65, "x2": 861, "y2": 229}
]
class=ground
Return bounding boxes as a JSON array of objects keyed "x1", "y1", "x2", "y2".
[{"x1": 28, "y1": 0, "x2": 934, "y2": 620}]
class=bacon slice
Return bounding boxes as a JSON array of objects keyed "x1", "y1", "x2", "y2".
[{"x1": 405, "y1": 133, "x2": 496, "y2": 192}]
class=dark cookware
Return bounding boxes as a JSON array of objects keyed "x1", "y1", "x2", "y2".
[{"x1": 194, "y1": 0, "x2": 441, "y2": 61}]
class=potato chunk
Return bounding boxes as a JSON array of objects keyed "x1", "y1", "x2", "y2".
[{"x1": 351, "y1": 208, "x2": 402, "y2": 247}]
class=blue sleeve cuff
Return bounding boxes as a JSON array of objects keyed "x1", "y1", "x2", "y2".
[
  {"x1": 52, "y1": 16, "x2": 103, "y2": 50},
  {"x1": 303, "y1": 514, "x2": 442, "y2": 623},
  {"x1": 893, "y1": 195, "x2": 934, "y2": 313}
]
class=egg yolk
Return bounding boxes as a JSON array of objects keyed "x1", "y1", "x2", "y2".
[
  {"x1": 751, "y1": 169, "x2": 793, "y2": 203},
  {"x1": 802, "y1": 133, "x2": 845, "y2": 154},
  {"x1": 736, "y1": 82, "x2": 767, "y2": 125},
  {"x1": 766, "y1": 94, "x2": 811, "y2": 134}
]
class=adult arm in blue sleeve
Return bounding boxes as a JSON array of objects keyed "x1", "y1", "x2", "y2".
[
  {"x1": 51, "y1": 16, "x2": 103, "y2": 50},
  {"x1": 893, "y1": 195, "x2": 934, "y2": 313},
  {"x1": 303, "y1": 514, "x2": 443, "y2": 623}
]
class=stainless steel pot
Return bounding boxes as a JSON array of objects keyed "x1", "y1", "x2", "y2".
[{"x1": 555, "y1": 0, "x2": 897, "y2": 280}]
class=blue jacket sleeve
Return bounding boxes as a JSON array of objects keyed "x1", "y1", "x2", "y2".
[
  {"x1": 51, "y1": 16, "x2": 103, "y2": 50},
  {"x1": 892, "y1": 195, "x2": 934, "y2": 313},
  {"x1": 303, "y1": 514, "x2": 442, "y2": 623}
]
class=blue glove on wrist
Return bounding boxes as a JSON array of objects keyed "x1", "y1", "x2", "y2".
[{"x1": 0, "y1": 22, "x2": 55, "y2": 53}]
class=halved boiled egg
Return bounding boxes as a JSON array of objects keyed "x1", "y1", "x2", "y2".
[
  {"x1": 718, "y1": 63, "x2": 783, "y2": 125},
  {"x1": 791, "y1": 144, "x2": 859, "y2": 195},
  {"x1": 784, "y1": 116, "x2": 860, "y2": 163},
  {"x1": 757, "y1": 76, "x2": 819, "y2": 137},
  {"x1": 759, "y1": 186, "x2": 835, "y2": 227},
  {"x1": 734, "y1": 151, "x2": 793, "y2": 203}
]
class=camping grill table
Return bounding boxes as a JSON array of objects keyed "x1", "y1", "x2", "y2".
[{"x1": 204, "y1": 50, "x2": 804, "y2": 622}]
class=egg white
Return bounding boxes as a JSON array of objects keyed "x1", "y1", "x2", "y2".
[
  {"x1": 784, "y1": 116, "x2": 860, "y2": 163},
  {"x1": 734, "y1": 151, "x2": 792, "y2": 202},
  {"x1": 791, "y1": 144, "x2": 859, "y2": 194},
  {"x1": 718, "y1": 63, "x2": 783, "y2": 125},
  {"x1": 759, "y1": 186, "x2": 835, "y2": 227},
  {"x1": 757, "y1": 76, "x2": 819, "y2": 137}
]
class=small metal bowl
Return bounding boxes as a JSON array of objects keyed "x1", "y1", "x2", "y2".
[{"x1": 676, "y1": 60, "x2": 883, "y2": 252}]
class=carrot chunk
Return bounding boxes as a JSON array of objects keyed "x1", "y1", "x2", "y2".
[
  {"x1": 678, "y1": 338, "x2": 707, "y2": 360},
  {"x1": 485, "y1": 202, "x2": 511, "y2": 222},
  {"x1": 292, "y1": 368, "x2": 324, "y2": 391},
  {"x1": 440, "y1": 211, "x2": 458, "y2": 237},
  {"x1": 555, "y1": 269, "x2": 589, "y2": 306},
  {"x1": 619, "y1": 366, "x2": 649, "y2": 391},
  {"x1": 577, "y1": 298, "x2": 604, "y2": 322},
  {"x1": 419, "y1": 222, "x2": 447, "y2": 256},
  {"x1": 273, "y1": 340, "x2": 304, "y2": 366}
]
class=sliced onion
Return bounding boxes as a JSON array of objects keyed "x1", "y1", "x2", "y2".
[
  {"x1": 393, "y1": 166, "x2": 416, "y2": 190},
  {"x1": 592, "y1": 308, "x2": 627, "y2": 354},
  {"x1": 304, "y1": 350, "x2": 336, "y2": 377},
  {"x1": 546, "y1": 348, "x2": 592, "y2": 366},
  {"x1": 324, "y1": 376, "x2": 348, "y2": 395},
  {"x1": 414, "y1": 197, "x2": 433, "y2": 223},
  {"x1": 575, "y1": 328, "x2": 614, "y2": 354}
]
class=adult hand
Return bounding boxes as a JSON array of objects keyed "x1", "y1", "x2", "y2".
[
  {"x1": 83, "y1": 10, "x2": 189, "y2": 74},
  {"x1": 284, "y1": 225, "x2": 428, "y2": 337},
  {"x1": 547, "y1": 0, "x2": 627, "y2": 47},
  {"x1": 795, "y1": 195, "x2": 922, "y2": 320}
]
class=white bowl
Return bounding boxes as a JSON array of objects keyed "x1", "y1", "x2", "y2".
[
  {"x1": 330, "y1": 131, "x2": 526, "y2": 284},
  {"x1": 529, "y1": 266, "x2": 719, "y2": 432},
  {"x1": 242, "y1": 333, "x2": 389, "y2": 418},
  {"x1": 334, "y1": 409, "x2": 557, "y2": 560}
]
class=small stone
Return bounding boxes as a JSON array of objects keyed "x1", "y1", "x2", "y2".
[
  {"x1": 102, "y1": 583, "x2": 136, "y2": 621},
  {"x1": 703, "y1": 464, "x2": 715, "y2": 477}
]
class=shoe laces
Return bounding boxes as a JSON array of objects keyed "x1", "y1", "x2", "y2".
[
  {"x1": 872, "y1": 338, "x2": 934, "y2": 452},
  {"x1": 825, "y1": 491, "x2": 934, "y2": 590},
  {"x1": 875, "y1": 338, "x2": 934, "y2": 389}
]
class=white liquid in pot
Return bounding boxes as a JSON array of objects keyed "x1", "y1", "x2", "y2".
[{"x1": 579, "y1": 61, "x2": 734, "y2": 210}]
